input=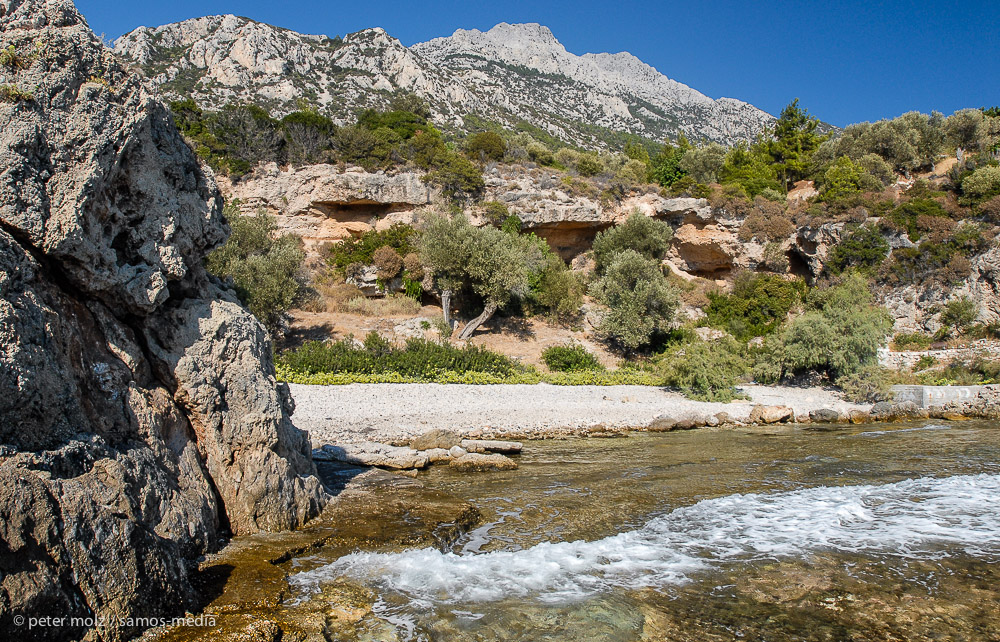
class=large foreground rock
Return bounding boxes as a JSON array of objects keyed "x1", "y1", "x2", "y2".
[{"x1": 0, "y1": 2, "x2": 325, "y2": 640}]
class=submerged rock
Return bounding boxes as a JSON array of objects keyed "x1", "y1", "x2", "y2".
[
  {"x1": 0, "y1": 2, "x2": 325, "y2": 639},
  {"x1": 450, "y1": 453, "x2": 519, "y2": 472},
  {"x1": 810, "y1": 408, "x2": 842, "y2": 423},
  {"x1": 460, "y1": 438, "x2": 523, "y2": 454}
]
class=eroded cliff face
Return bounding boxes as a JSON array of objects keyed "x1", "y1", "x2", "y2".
[{"x1": 0, "y1": 1, "x2": 325, "y2": 639}]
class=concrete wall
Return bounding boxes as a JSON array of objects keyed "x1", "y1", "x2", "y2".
[{"x1": 891, "y1": 384, "x2": 999, "y2": 408}]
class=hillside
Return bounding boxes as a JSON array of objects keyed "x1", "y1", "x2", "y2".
[{"x1": 113, "y1": 16, "x2": 775, "y2": 147}]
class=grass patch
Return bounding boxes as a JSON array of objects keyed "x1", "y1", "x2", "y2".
[{"x1": 343, "y1": 295, "x2": 422, "y2": 317}]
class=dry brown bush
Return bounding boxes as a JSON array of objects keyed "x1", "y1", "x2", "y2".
[
  {"x1": 738, "y1": 197, "x2": 795, "y2": 242},
  {"x1": 344, "y1": 295, "x2": 422, "y2": 317},
  {"x1": 373, "y1": 245, "x2": 403, "y2": 280}
]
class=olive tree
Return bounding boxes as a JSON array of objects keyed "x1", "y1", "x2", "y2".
[
  {"x1": 592, "y1": 211, "x2": 674, "y2": 274},
  {"x1": 589, "y1": 250, "x2": 679, "y2": 350}
]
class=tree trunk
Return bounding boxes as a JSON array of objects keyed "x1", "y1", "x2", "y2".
[
  {"x1": 441, "y1": 289, "x2": 452, "y2": 327},
  {"x1": 457, "y1": 302, "x2": 497, "y2": 341}
]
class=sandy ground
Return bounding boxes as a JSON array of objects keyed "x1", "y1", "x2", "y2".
[{"x1": 290, "y1": 383, "x2": 867, "y2": 446}]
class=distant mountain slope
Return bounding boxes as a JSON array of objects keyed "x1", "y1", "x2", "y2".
[{"x1": 114, "y1": 16, "x2": 776, "y2": 147}]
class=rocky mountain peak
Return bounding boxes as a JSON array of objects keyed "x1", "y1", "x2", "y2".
[{"x1": 115, "y1": 15, "x2": 775, "y2": 147}]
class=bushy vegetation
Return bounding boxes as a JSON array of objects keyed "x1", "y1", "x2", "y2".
[
  {"x1": 542, "y1": 344, "x2": 605, "y2": 372},
  {"x1": 702, "y1": 273, "x2": 806, "y2": 340},
  {"x1": 753, "y1": 273, "x2": 893, "y2": 384},
  {"x1": 324, "y1": 223, "x2": 418, "y2": 269},
  {"x1": 205, "y1": 206, "x2": 305, "y2": 334},
  {"x1": 591, "y1": 211, "x2": 674, "y2": 274},
  {"x1": 590, "y1": 250, "x2": 679, "y2": 350},
  {"x1": 657, "y1": 338, "x2": 750, "y2": 402},
  {"x1": 280, "y1": 332, "x2": 521, "y2": 377},
  {"x1": 826, "y1": 224, "x2": 890, "y2": 274}
]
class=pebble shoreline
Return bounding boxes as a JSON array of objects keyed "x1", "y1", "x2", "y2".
[{"x1": 290, "y1": 383, "x2": 870, "y2": 446}]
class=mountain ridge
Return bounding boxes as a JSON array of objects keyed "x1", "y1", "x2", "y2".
[{"x1": 114, "y1": 15, "x2": 776, "y2": 148}]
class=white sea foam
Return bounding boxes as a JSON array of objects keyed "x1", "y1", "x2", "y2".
[{"x1": 290, "y1": 474, "x2": 1000, "y2": 606}]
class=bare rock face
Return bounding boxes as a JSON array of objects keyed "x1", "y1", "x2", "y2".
[
  {"x1": 220, "y1": 163, "x2": 436, "y2": 257},
  {"x1": 0, "y1": 1, "x2": 325, "y2": 640}
]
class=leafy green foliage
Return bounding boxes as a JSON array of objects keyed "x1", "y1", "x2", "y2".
[
  {"x1": 648, "y1": 138, "x2": 688, "y2": 187},
  {"x1": 702, "y1": 273, "x2": 806, "y2": 340},
  {"x1": 892, "y1": 332, "x2": 933, "y2": 351},
  {"x1": 826, "y1": 224, "x2": 890, "y2": 274},
  {"x1": 940, "y1": 296, "x2": 979, "y2": 334},
  {"x1": 886, "y1": 198, "x2": 949, "y2": 241},
  {"x1": 422, "y1": 152, "x2": 485, "y2": 195},
  {"x1": 466, "y1": 131, "x2": 506, "y2": 161},
  {"x1": 206, "y1": 207, "x2": 304, "y2": 334},
  {"x1": 679, "y1": 143, "x2": 726, "y2": 184},
  {"x1": 590, "y1": 250, "x2": 679, "y2": 351},
  {"x1": 962, "y1": 166, "x2": 1000, "y2": 203},
  {"x1": 325, "y1": 223, "x2": 418, "y2": 269},
  {"x1": 658, "y1": 338, "x2": 750, "y2": 402},
  {"x1": 881, "y1": 222, "x2": 990, "y2": 286},
  {"x1": 279, "y1": 333, "x2": 521, "y2": 377},
  {"x1": 527, "y1": 254, "x2": 583, "y2": 320},
  {"x1": 592, "y1": 211, "x2": 674, "y2": 274},
  {"x1": 718, "y1": 141, "x2": 782, "y2": 197},
  {"x1": 755, "y1": 273, "x2": 893, "y2": 382},
  {"x1": 836, "y1": 365, "x2": 893, "y2": 403},
  {"x1": 542, "y1": 344, "x2": 605, "y2": 372},
  {"x1": 767, "y1": 99, "x2": 825, "y2": 188}
]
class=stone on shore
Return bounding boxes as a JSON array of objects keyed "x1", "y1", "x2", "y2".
[
  {"x1": 461, "y1": 439, "x2": 523, "y2": 454},
  {"x1": 411, "y1": 429, "x2": 463, "y2": 451},
  {"x1": 809, "y1": 408, "x2": 841, "y2": 423},
  {"x1": 450, "y1": 453, "x2": 519, "y2": 472},
  {"x1": 449, "y1": 445, "x2": 469, "y2": 459},
  {"x1": 425, "y1": 448, "x2": 452, "y2": 463},
  {"x1": 318, "y1": 443, "x2": 429, "y2": 469},
  {"x1": 749, "y1": 405, "x2": 794, "y2": 424},
  {"x1": 646, "y1": 415, "x2": 677, "y2": 431}
]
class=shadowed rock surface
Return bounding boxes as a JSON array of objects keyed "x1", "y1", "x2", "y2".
[{"x1": 0, "y1": 1, "x2": 326, "y2": 640}]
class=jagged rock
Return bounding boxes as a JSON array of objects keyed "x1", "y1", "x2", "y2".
[
  {"x1": 0, "y1": 3, "x2": 324, "y2": 640},
  {"x1": 412, "y1": 429, "x2": 463, "y2": 451},
  {"x1": 449, "y1": 453, "x2": 518, "y2": 472},
  {"x1": 460, "y1": 439, "x2": 523, "y2": 454},
  {"x1": 116, "y1": 18, "x2": 774, "y2": 149},
  {"x1": 809, "y1": 409, "x2": 842, "y2": 423},
  {"x1": 749, "y1": 405, "x2": 794, "y2": 424}
]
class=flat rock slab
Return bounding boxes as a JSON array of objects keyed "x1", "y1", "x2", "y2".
[
  {"x1": 315, "y1": 442, "x2": 429, "y2": 470},
  {"x1": 460, "y1": 439, "x2": 523, "y2": 454},
  {"x1": 449, "y1": 453, "x2": 518, "y2": 472}
]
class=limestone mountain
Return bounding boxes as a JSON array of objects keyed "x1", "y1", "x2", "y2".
[{"x1": 114, "y1": 16, "x2": 776, "y2": 147}]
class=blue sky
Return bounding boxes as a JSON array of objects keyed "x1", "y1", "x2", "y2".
[{"x1": 77, "y1": 0, "x2": 998, "y2": 127}]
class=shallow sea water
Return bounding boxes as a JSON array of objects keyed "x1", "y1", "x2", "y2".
[{"x1": 288, "y1": 421, "x2": 1000, "y2": 641}]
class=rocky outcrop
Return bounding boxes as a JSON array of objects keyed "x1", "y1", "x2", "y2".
[
  {"x1": 220, "y1": 163, "x2": 435, "y2": 256},
  {"x1": 0, "y1": 2, "x2": 325, "y2": 640},
  {"x1": 114, "y1": 16, "x2": 776, "y2": 148}
]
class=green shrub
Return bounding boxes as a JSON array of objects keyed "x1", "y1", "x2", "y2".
[
  {"x1": 278, "y1": 332, "x2": 521, "y2": 377},
  {"x1": 657, "y1": 338, "x2": 750, "y2": 402},
  {"x1": 940, "y1": 296, "x2": 979, "y2": 334},
  {"x1": 892, "y1": 332, "x2": 933, "y2": 350},
  {"x1": 206, "y1": 207, "x2": 305, "y2": 334},
  {"x1": 326, "y1": 223, "x2": 418, "y2": 269},
  {"x1": 591, "y1": 211, "x2": 674, "y2": 273},
  {"x1": 528, "y1": 254, "x2": 583, "y2": 320},
  {"x1": 962, "y1": 166, "x2": 1000, "y2": 203},
  {"x1": 481, "y1": 201, "x2": 510, "y2": 226},
  {"x1": 465, "y1": 131, "x2": 506, "y2": 161},
  {"x1": 576, "y1": 154, "x2": 603, "y2": 177},
  {"x1": 756, "y1": 273, "x2": 893, "y2": 382},
  {"x1": 826, "y1": 224, "x2": 890, "y2": 274},
  {"x1": 836, "y1": 365, "x2": 893, "y2": 403},
  {"x1": 590, "y1": 250, "x2": 679, "y2": 351},
  {"x1": 702, "y1": 273, "x2": 805, "y2": 340},
  {"x1": 542, "y1": 344, "x2": 605, "y2": 372},
  {"x1": 922, "y1": 358, "x2": 1000, "y2": 385},
  {"x1": 501, "y1": 215, "x2": 522, "y2": 235},
  {"x1": 0, "y1": 45, "x2": 30, "y2": 70},
  {"x1": 914, "y1": 355, "x2": 937, "y2": 370},
  {"x1": 423, "y1": 151, "x2": 485, "y2": 195},
  {"x1": 0, "y1": 84, "x2": 33, "y2": 102},
  {"x1": 886, "y1": 198, "x2": 949, "y2": 241}
]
